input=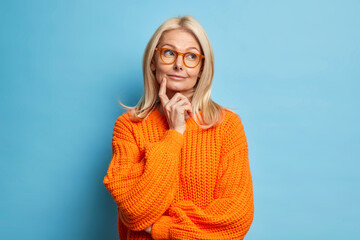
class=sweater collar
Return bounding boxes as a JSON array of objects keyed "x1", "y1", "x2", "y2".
[{"x1": 150, "y1": 108, "x2": 200, "y2": 129}]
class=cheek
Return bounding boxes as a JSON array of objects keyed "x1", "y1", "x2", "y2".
[
  {"x1": 154, "y1": 64, "x2": 170, "y2": 83},
  {"x1": 156, "y1": 64, "x2": 167, "y2": 73},
  {"x1": 155, "y1": 64, "x2": 172, "y2": 76},
  {"x1": 188, "y1": 68, "x2": 201, "y2": 78}
]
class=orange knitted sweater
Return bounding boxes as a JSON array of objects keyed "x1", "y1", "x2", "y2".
[{"x1": 103, "y1": 108, "x2": 254, "y2": 239}]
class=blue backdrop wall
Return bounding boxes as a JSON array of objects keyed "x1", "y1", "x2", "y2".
[{"x1": 1, "y1": 0, "x2": 359, "y2": 239}]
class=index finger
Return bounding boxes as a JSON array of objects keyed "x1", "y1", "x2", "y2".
[{"x1": 158, "y1": 77, "x2": 169, "y2": 104}]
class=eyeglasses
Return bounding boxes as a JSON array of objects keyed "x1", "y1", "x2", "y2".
[{"x1": 155, "y1": 47, "x2": 204, "y2": 68}]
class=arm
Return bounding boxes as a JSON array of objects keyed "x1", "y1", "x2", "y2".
[
  {"x1": 103, "y1": 115, "x2": 184, "y2": 231},
  {"x1": 151, "y1": 114, "x2": 254, "y2": 240}
]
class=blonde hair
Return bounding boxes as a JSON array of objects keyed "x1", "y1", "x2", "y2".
[{"x1": 119, "y1": 15, "x2": 229, "y2": 129}]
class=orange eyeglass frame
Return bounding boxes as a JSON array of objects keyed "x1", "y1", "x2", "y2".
[{"x1": 155, "y1": 47, "x2": 205, "y2": 68}]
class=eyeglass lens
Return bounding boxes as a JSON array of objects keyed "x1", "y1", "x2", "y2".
[{"x1": 161, "y1": 49, "x2": 200, "y2": 68}]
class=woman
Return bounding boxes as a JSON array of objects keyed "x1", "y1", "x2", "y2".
[{"x1": 103, "y1": 15, "x2": 254, "y2": 239}]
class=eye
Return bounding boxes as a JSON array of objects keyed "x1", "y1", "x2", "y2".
[
  {"x1": 163, "y1": 49, "x2": 175, "y2": 56},
  {"x1": 186, "y1": 53, "x2": 198, "y2": 60}
]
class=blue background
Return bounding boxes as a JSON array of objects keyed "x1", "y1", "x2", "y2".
[{"x1": 1, "y1": 0, "x2": 359, "y2": 239}]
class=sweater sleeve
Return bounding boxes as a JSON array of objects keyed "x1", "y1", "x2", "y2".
[
  {"x1": 103, "y1": 115, "x2": 184, "y2": 231},
  {"x1": 151, "y1": 114, "x2": 254, "y2": 240}
]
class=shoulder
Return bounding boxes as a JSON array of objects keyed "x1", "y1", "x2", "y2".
[
  {"x1": 220, "y1": 108, "x2": 245, "y2": 132},
  {"x1": 219, "y1": 108, "x2": 247, "y2": 142},
  {"x1": 219, "y1": 109, "x2": 248, "y2": 153},
  {"x1": 112, "y1": 111, "x2": 135, "y2": 138},
  {"x1": 113, "y1": 109, "x2": 157, "y2": 135},
  {"x1": 115, "y1": 111, "x2": 133, "y2": 124},
  {"x1": 114, "y1": 111, "x2": 131, "y2": 126}
]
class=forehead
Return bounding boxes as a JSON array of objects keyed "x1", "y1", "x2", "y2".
[{"x1": 158, "y1": 29, "x2": 201, "y2": 51}]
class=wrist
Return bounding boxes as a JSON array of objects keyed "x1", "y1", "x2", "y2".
[
  {"x1": 171, "y1": 128, "x2": 184, "y2": 135},
  {"x1": 144, "y1": 225, "x2": 152, "y2": 234}
]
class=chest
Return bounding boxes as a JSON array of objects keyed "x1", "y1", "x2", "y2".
[
  {"x1": 135, "y1": 125, "x2": 223, "y2": 207},
  {"x1": 176, "y1": 129, "x2": 222, "y2": 206}
]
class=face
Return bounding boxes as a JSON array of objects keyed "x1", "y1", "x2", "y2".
[{"x1": 151, "y1": 29, "x2": 203, "y2": 100}]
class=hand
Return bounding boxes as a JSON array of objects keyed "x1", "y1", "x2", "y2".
[
  {"x1": 158, "y1": 77, "x2": 193, "y2": 135},
  {"x1": 144, "y1": 225, "x2": 152, "y2": 234}
]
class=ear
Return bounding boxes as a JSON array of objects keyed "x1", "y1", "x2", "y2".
[
  {"x1": 198, "y1": 65, "x2": 203, "y2": 78},
  {"x1": 150, "y1": 59, "x2": 156, "y2": 72}
]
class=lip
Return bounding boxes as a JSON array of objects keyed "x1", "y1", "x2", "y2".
[{"x1": 168, "y1": 74, "x2": 186, "y2": 80}]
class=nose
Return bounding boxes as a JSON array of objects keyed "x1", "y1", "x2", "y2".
[{"x1": 173, "y1": 54, "x2": 183, "y2": 70}]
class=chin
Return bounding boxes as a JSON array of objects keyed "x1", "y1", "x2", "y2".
[
  {"x1": 166, "y1": 82, "x2": 185, "y2": 91},
  {"x1": 170, "y1": 80, "x2": 195, "y2": 88},
  {"x1": 167, "y1": 87, "x2": 184, "y2": 92}
]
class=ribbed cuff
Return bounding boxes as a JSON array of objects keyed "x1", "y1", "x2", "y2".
[{"x1": 151, "y1": 216, "x2": 173, "y2": 240}]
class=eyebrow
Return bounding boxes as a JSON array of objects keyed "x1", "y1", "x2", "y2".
[{"x1": 160, "y1": 44, "x2": 201, "y2": 53}]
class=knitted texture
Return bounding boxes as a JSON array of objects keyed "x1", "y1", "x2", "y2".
[{"x1": 103, "y1": 108, "x2": 254, "y2": 239}]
